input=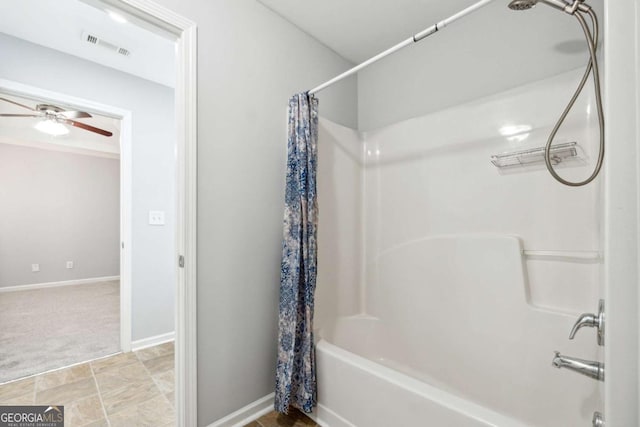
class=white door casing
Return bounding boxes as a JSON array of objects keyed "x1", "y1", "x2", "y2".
[
  {"x1": 603, "y1": 0, "x2": 640, "y2": 425},
  {"x1": 81, "y1": 0, "x2": 198, "y2": 424}
]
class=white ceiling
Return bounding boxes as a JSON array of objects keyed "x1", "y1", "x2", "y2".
[
  {"x1": 257, "y1": 0, "x2": 604, "y2": 66},
  {"x1": 0, "y1": 92, "x2": 120, "y2": 158},
  {"x1": 0, "y1": 0, "x2": 175, "y2": 88}
]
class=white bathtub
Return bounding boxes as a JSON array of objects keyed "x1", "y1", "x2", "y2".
[
  {"x1": 312, "y1": 317, "x2": 529, "y2": 427},
  {"x1": 310, "y1": 236, "x2": 601, "y2": 427}
]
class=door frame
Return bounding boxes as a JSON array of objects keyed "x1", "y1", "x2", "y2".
[
  {"x1": 603, "y1": 0, "x2": 640, "y2": 425},
  {"x1": 94, "y1": 1, "x2": 198, "y2": 425},
  {"x1": 0, "y1": 78, "x2": 134, "y2": 354}
]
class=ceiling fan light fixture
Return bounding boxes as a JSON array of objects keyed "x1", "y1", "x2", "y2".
[{"x1": 34, "y1": 120, "x2": 69, "y2": 136}]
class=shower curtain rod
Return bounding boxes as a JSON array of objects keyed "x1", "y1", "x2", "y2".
[{"x1": 308, "y1": 0, "x2": 496, "y2": 95}]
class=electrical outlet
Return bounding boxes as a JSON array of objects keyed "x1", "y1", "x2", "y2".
[
  {"x1": 32, "y1": 264, "x2": 40, "y2": 272},
  {"x1": 149, "y1": 210, "x2": 165, "y2": 226},
  {"x1": 66, "y1": 261, "x2": 74, "y2": 269}
]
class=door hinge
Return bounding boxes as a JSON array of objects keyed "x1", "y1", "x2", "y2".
[{"x1": 178, "y1": 255, "x2": 185, "y2": 268}]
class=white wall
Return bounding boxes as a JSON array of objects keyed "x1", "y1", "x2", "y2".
[
  {"x1": 0, "y1": 144, "x2": 119, "y2": 287},
  {"x1": 0, "y1": 33, "x2": 176, "y2": 342},
  {"x1": 142, "y1": 0, "x2": 358, "y2": 424}
]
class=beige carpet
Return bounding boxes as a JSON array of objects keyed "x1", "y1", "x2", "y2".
[{"x1": 0, "y1": 280, "x2": 120, "y2": 383}]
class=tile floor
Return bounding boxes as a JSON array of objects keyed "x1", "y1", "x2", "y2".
[
  {"x1": 0, "y1": 341, "x2": 174, "y2": 427},
  {"x1": 245, "y1": 409, "x2": 318, "y2": 427}
]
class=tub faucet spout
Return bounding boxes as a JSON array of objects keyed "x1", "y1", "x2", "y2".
[{"x1": 552, "y1": 351, "x2": 604, "y2": 381}]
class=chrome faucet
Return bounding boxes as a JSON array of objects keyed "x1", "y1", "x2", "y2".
[
  {"x1": 552, "y1": 351, "x2": 604, "y2": 381},
  {"x1": 569, "y1": 299, "x2": 605, "y2": 346}
]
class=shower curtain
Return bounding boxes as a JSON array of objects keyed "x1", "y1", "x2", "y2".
[{"x1": 274, "y1": 92, "x2": 319, "y2": 414}]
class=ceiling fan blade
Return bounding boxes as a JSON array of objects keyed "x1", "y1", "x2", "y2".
[
  {"x1": 62, "y1": 119, "x2": 113, "y2": 137},
  {"x1": 59, "y1": 111, "x2": 92, "y2": 119},
  {"x1": 0, "y1": 114, "x2": 41, "y2": 117},
  {"x1": 0, "y1": 97, "x2": 36, "y2": 111}
]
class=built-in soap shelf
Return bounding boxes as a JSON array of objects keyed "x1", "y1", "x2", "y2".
[
  {"x1": 491, "y1": 142, "x2": 583, "y2": 169},
  {"x1": 523, "y1": 250, "x2": 602, "y2": 262}
]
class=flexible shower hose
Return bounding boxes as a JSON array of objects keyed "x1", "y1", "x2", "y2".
[{"x1": 544, "y1": 8, "x2": 604, "y2": 187}]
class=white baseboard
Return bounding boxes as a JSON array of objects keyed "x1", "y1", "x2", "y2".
[
  {"x1": 131, "y1": 332, "x2": 175, "y2": 351},
  {"x1": 307, "y1": 404, "x2": 354, "y2": 427},
  {"x1": 0, "y1": 276, "x2": 120, "y2": 293},
  {"x1": 205, "y1": 394, "x2": 344, "y2": 427},
  {"x1": 207, "y1": 393, "x2": 275, "y2": 427}
]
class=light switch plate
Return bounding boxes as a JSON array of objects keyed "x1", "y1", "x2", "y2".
[
  {"x1": 32, "y1": 264, "x2": 39, "y2": 272},
  {"x1": 149, "y1": 210, "x2": 165, "y2": 226},
  {"x1": 66, "y1": 261, "x2": 74, "y2": 269}
]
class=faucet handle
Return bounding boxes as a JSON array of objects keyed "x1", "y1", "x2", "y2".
[
  {"x1": 569, "y1": 313, "x2": 598, "y2": 338},
  {"x1": 569, "y1": 299, "x2": 605, "y2": 346}
]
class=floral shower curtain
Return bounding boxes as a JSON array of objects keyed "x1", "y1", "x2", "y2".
[{"x1": 274, "y1": 92, "x2": 319, "y2": 414}]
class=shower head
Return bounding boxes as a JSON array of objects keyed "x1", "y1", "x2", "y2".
[{"x1": 507, "y1": 0, "x2": 580, "y2": 13}]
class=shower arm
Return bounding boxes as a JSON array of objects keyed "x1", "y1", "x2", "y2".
[
  {"x1": 306, "y1": 0, "x2": 497, "y2": 96},
  {"x1": 565, "y1": 0, "x2": 592, "y2": 15}
]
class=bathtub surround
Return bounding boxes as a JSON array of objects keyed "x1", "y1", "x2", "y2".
[
  {"x1": 314, "y1": 120, "x2": 364, "y2": 333},
  {"x1": 360, "y1": 68, "x2": 601, "y2": 315},
  {"x1": 313, "y1": 69, "x2": 602, "y2": 426},
  {"x1": 275, "y1": 94, "x2": 320, "y2": 414},
  {"x1": 314, "y1": 237, "x2": 600, "y2": 426}
]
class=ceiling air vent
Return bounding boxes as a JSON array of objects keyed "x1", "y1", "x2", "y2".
[{"x1": 82, "y1": 31, "x2": 131, "y2": 57}]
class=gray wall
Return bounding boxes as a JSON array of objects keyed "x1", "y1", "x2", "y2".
[
  {"x1": 0, "y1": 33, "x2": 176, "y2": 342},
  {"x1": 143, "y1": 0, "x2": 358, "y2": 424},
  {"x1": 0, "y1": 145, "x2": 119, "y2": 287},
  {"x1": 356, "y1": 1, "x2": 605, "y2": 131}
]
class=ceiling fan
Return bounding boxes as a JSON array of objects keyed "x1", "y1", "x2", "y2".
[{"x1": 0, "y1": 97, "x2": 113, "y2": 137}]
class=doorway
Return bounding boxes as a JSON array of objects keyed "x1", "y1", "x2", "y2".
[
  {"x1": 0, "y1": 0, "x2": 196, "y2": 424},
  {"x1": 0, "y1": 87, "x2": 126, "y2": 382}
]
